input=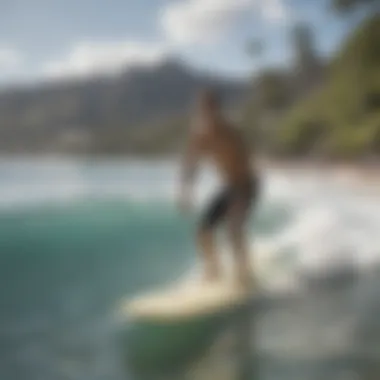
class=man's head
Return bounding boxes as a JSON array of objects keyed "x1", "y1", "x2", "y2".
[
  {"x1": 198, "y1": 88, "x2": 220, "y2": 114},
  {"x1": 191, "y1": 88, "x2": 223, "y2": 133}
]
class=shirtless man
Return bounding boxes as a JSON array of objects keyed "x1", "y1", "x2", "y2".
[{"x1": 178, "y1": 88, "x2": 260, "y2": 287}]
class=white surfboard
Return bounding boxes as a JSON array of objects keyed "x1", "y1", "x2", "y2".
[
  {"x1": 119, "y1": 245, "x2": 290, "y2": 323},
  {"x1": 121, "y1": 279, "x2": 256, "y2": 322}
]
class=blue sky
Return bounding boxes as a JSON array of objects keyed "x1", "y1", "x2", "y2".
[{"x1": 0, "y1": 0, "x2": 359, "y2": 85}]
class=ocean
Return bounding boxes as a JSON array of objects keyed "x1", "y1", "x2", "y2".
[{"x1": 1, "y1": 157, "x2": 380, "y2": 380}]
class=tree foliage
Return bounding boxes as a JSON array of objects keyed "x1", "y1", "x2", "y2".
[
  {"x1": 332, "y1": 0, "x2": 379, "y2": 13},
  {"x1": 276, "y1": 14, "x2": 380, "y2": 159}
]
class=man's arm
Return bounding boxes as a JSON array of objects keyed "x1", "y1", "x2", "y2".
[{"x1": 178, "y1": 131, "x2": 205, "y2": 211}]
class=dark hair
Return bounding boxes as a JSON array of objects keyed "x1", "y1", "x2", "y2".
[{"x1": 199, "y1": 88, "x2": 220, "y2": 109}]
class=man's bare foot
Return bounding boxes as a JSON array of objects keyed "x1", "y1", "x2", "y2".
[
  {"x1": 200, "y1": 267, "x2": 222, "y2": 284},
  {"x1": 236, "y1": 271, "x2": 256, "y2": 291}
]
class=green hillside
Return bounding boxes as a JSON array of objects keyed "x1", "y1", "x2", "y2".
[{"x1": 276, "y1": 14, "x2": 380, "y2": 159}]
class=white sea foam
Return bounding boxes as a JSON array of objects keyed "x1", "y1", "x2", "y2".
[
  {"x1": 251, "y1": 170, "x2": 380, "y2": 292},
  {"x1": 1, "y1": 159, "x2": 379, "y2": 287}
]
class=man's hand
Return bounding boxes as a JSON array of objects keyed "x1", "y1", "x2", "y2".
[{"x1": 177, "y1": 188, "x2": 193, "y2": 214}]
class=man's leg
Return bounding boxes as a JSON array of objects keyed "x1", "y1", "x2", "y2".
[
  {"x1": 198, "y1": 189, "x2": 230, "y2": 282},
  {"x1": 227, "y1": 206, "x2": 253, "y2": 287},
  {"x1": 227, "y1": 183, "x2": 258, "y2": 288},
  {"x1": 197, "y1": 227, "x2": 220, "y2": 282}
]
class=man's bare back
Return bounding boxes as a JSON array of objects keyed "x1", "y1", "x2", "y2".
[
  {"x1": 204, "y1": 120, "x2": 252, "y2": 186},
  {"x1": 178, "y1": 89, "x2": 260, "y2": 287}
]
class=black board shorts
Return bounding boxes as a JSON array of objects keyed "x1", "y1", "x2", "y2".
[{"x1": 200, "y1": 176, "x2": 259, "y2": 229}]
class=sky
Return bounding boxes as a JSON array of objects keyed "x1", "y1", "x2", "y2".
[{"x1": 0, "y1": 0, "x2": 359, "y2": 86}]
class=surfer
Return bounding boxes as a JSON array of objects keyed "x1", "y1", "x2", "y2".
[{"x1": 178, "y1": 88, "x2": 260, "y2": 288}]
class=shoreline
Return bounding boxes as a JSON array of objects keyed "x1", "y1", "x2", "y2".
[
  {"x1": 0, "y1": 153, "x2": 380, "y2": 187},
  {"x1": 258, "y1": 157, "x2": 380, "y2": 188}
]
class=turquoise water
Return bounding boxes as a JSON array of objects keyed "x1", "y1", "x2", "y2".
[
  {"x1": 0, "y1": 161, "x2": 203, "y2": 380},
  {"x1": 1, "y1": 158, "x2": 380, "y2": 380}
]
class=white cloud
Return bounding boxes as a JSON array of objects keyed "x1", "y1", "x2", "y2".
[
  {"x1": 42, "y1": 41, "x2": 168, "y2": 80},
  {"x1": 161, "y1": 0, "x2": 251, "y2": 45},
  {"x1": 0, "y1": 47, "x2": 23, "y2": 69},
  {"x1": 37, "y1": 0, "x2": 291, "y2": 81},
  {"x1": 261, "y1": 0, "x2": 289, "y2": 22},
  {"x1": 161, "y1": 0, "x2": 290, "y2": 46}
]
